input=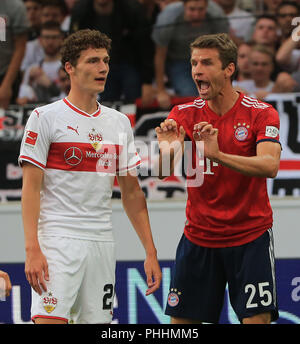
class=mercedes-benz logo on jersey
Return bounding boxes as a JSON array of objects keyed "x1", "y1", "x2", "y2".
[{"x1": 64, "y1": 147, "x2": 83, "y2": 166}]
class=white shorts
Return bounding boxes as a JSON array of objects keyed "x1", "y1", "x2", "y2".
[{"x1": 31, "y1": 236, "x2": 116, "y2": 324}]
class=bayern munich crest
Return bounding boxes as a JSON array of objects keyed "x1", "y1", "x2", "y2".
[
  {"x1": 234, "y1": 123, "x2": 250, "y2": 141},
  {"x1": 167, "y1": 289, "x2": 181, "y2": 307}
]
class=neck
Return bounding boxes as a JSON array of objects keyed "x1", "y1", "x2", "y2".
[
  {"x1": 254, "y1": 79, "x2": 270, "y2": 88},
  {"x1": 223, "y1": 5, "x2": 235, "y2": 14},
  {"x1": 67, "y1": 88, "x2": 99, "y2": 114},
  {"x1": 238, "y1": 72, "x2": 251, "y2": 81},
  {"x1": 207, "y1": 86, "x2": 239, "y2": 116},
  {"x1": 44, "y1": 53, "x2": 60, "y2": 62}
]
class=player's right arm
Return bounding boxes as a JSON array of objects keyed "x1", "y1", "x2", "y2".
[
  {"x1": 155, "y1": 119, "x2": 185, "y2": 179},
  {"x1": 22, "y1": 162, "x2": 49, "y2": 295}
]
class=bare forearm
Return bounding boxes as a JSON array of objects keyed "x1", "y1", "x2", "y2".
[
  {"x1": 22, "y1": 188, "x2": 41, "y2": 251},
  {"x1": 154, "y1": 47, "x2": 167, "y2": 91},
  {"x1": 276, "y1": 37, "x2": 297, "y2": 66},
  {"x1": 122, "y1": 189, "x2": 157, "y2": 256},
  {"x1": 215, "y1": 152, "x2": 279, "y2": 178},
  {"x1": 2, "y1": 35, "x2": 26, "y2": 88}
]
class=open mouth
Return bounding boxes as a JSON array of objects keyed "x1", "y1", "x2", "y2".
[
  {"x1": 95, "y1": 77, "x2": 106, "y2": 83},
  {"x1": 196, "y1": 80, "x2": 210, "y2": 93}
]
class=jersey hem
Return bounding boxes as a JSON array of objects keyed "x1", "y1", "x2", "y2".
[{"x1": 184, "y1": 226, "x2": 272, "y2": 248}]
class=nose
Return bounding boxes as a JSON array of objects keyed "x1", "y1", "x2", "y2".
[
  {"x1": 192, "y1": 63, "x2": 203, "y2": 75},
  {"x1": 98, "y1": 61, "x2": 109, "y2": 73}
]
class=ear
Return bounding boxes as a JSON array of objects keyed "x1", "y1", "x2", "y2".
[
  {"x1": 225, "y1": 62, "x2": 235, "y2": 80},
  {"x1": 64, "y1": 62, "x2": 73, "y2": 76}
]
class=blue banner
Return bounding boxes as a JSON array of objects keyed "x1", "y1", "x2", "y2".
[{"x1": 0, "y1": 260, "x2": 299, "y2": 324}]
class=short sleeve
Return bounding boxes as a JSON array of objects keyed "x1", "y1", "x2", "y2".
[
  {"x1": 117, "y1": 117, "x2": 141, "y2": 175},
  {"x1": 254, "y1": 107, "x2": 280, "y2": 145},
  {"x1": 167, "y1": 106, "x2": 181, "y2": 125},
  {"x1": 18, "y1": 108, "x2": 51, "y2": 170},
  {"x1": 11, "y1": 0, "x2": 29, "y2": 35}
]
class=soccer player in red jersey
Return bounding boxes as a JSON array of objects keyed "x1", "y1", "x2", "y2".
[{"x1": 156, "y1": 33, "x2": 281, "y2": 324}]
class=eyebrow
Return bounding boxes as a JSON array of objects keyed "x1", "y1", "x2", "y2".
[
  {"x1": 85, "y1": 55, "x2": 109, "y2": 62},
  {"x1": 191, "y1": 57, "x2": 213, "y2": 63}
]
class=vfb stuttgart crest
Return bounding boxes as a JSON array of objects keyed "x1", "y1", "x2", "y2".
[
  {"x1": 89, "y1": 128, "x2": 103, "y2": 151},
  {"x1": 43, "y1": 292, "x2": 58, "y2": 314}
]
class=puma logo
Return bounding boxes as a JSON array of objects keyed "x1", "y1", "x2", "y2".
[{"x1": 67, "y1": 125, "x2": 79, "y2": 135}]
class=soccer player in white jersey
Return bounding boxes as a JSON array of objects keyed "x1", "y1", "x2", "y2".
[{"x1": 19, "y1": 29, "x2": 162, "y2": 324}]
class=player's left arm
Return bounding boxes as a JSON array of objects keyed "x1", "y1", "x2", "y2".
[
  {"x1": 217, "y1": 140, "x2": 281, "y2": 178},
  {"x1": 193, "y1": 122, "x2": 281, "y2": 178},
  {"x1": 117, "y1": 173, "x2": 162, "y2": 295}
]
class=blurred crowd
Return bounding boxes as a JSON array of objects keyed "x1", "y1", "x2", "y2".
[{"x1": 1, "y1": 0, "x2": 300, "y2": 111}]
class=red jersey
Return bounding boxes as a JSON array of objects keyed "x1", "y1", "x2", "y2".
[{"x1": 168, "y1": 93, "x2": 280, "y2": 248}]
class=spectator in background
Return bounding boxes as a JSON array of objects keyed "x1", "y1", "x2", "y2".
[
  {"x1": 251, "y1": 15, "x2": 280, "y2": 52},
  {"x1": 61, "y1": 0, "x2": 80, "y2": 32},
  {"x1": 262, "y1": 0, "x2": 283, "y2": 15},
  {"x1": 276, "y1": 1, "x2": 300, "y2": 44},
  {"x1": 138, "y1": 0, "x2": 180, "y2": 24},
  {"x1": 56, "y1": 66, "x2": 71, "y2": 99},
  {"x1": 156, "y1": 0, "x2": 180, "y2": 10},
  {"x1": 234, "y1": 44, "x2": 275, "y2": 98},
  {"x1": 23, "y1": 0, "x2": 43, "y2": 41},
  {"x1": 21, "y1": 0, "x2": 67, "y2": 73},
  {"x1": 233, "y1": 41, "x2": 252, "y2": 82},
  {"x1": 17, "y1": 21, "x2": 64, "y2": 105},
  {"x1": 152, "y1": 0, "x2": 229, "y2": 109},
  {"x1": 276, "y1": 22, "x2": 300, "y2": 85},
  {"x1": 214, "y1": 0, "x2": 255, "y2": 43},
  {"x1": 41, "y1": 0, "x2": 67, "y2": 28},
  {"x1": 234, "y1": 44, "x2": 296, "y2": 100},
  {"x1": 0, "y1": 0, "x2": 28, "y2": 109},
  {"x1": 70, "y1": 0, "x2": 155, "y2": 105}
]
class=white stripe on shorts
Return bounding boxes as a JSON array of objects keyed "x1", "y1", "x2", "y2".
[{"x1": 267, "y1": 228, "x2": 277, "y2": 307}]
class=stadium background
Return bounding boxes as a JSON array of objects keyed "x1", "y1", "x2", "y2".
[{"x1": 0, "y1": 93, "x2": 300, "y2": 324}]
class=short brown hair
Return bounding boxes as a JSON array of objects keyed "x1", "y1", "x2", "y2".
[
  {"x1": 251, "y1": 44, "x2": 274, "y2": 62},
  {"x1": 190, "y1": 33, "x2": 238, "y2": 81},
  {"x1": 60, "y1": 29, "x2": 111, "y2": 68}
]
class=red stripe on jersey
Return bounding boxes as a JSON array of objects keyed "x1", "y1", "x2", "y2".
[
  {"x1": 19, "y1": 155, "x2": 46, "y2": 169},
  {"x1": 46, "y1": 142, "x2": 122, "y2": 173},
  {"x1": 280, "y1": 160, "x2": 300, "y2": 170},
  {"x1": 63, "y1": 98, "x2": 101, "y2": 118}
]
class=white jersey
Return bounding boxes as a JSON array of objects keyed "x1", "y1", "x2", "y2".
[{"x1": 19, "y1": 98, "x2": 141, "y2": 241}]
